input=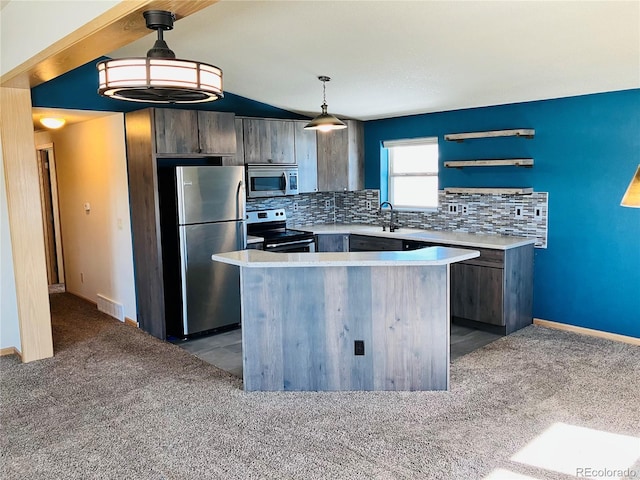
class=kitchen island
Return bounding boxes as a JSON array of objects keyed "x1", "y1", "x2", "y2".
[{"x1": 212, "y1": 247, "x2": 479, "y2": 392}]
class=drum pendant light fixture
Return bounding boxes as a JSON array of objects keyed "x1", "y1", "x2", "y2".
[
  {"x1": 304, "y1": 76, "x2": 347, "y2": 132},
  {"x1": 97, "y1": 10, "x2": 223, "y2": 104}
]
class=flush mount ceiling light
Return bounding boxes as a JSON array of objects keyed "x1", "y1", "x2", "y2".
[
  {"x1": 40, "y1": 117, "x2": 66, "y2": 129},
  {"x1": 96, "y1": 10, "x2": 223, "y2": 104},
  {"x1": 621, "y1": 164, "x2": 640, "y2": 208},
  {"x1": 304, "y1": 76, "x2": 347, "y2": 132}
]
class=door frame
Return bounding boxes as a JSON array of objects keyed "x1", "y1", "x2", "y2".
[{"x1": 36, "y1": 143, "x2": 65, "y2": 287}]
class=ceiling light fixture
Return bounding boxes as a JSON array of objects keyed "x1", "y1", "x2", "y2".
[
  {"x1": 96, "y1": 10, "x2": 223, "y2": 104},
  {"x1": 620, "y1": 164, "x2": 640, "y2": 208},
  {"x1": 40, "y1": 117, "x2": 66, "y2": 129},
  {"x1": 304, "y1": 76, "x2": 347, "y2": 132}
]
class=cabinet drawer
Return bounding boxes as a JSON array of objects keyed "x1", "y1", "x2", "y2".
[
  {"x1": 459, "y1": 247, "x2": 504, "y2": 267},
  {"x1": 349, "y1": 234, "x2": 403, "y2": 252}
]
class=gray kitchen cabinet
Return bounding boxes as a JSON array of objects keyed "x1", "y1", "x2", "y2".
[
  {"x1": 233, "y1": 118, "x2": 245, "y2": 166},
  {"x1": 316, "y1": 233, "x2": 349, "y2": 252},
  {"x1": 449, "y1": 245, "x2": 533, "y2": 335},
  {"x1": 294, "y1": 120, "x2": 318, "y2": 193},
  {"x1": 317, "y1": 119, "x2": 364, "y2": 191},
  {"x1": 349, "y1": 234, "x2": 403, "y2": 252},
  {"x1": 405, "y1": 238, "x2": 534, "y2": 335},
  {"x1": 123, "y1": 108, "x2": 239, "y2": 341},
  {"x1": 242, "y1": 118, "x2": 295, "y2": 164},
  {"x1": 154, "y1": 109, "x2": 236, "y2": 156}
]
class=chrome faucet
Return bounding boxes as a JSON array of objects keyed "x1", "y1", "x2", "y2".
[{"x1": 379, "y1": 201, "x2": 398, "y2": 232}]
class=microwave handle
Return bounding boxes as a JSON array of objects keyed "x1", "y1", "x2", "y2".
[{"x1": 282, "y1": 171, "x2": 288, "y2": 192}]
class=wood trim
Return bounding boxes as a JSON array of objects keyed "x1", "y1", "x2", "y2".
[
  {"x1": 1, "y1": 0, "x2": 219, "y2": 89},
  {"x1": 0, "y1": 346, "x2": 21, "y2": 358},
  {"x1": 44, "y1": 146, "x2": 65, "y2": 283},
  {"x1": 1, "y1": 87, "x2": 54, "y2": 363},
  {"x1": 444, "y1": 129, "x2": 535, "y2": 142},
  {"x1": 125, "y1": 317, "x2": 139, "y2": 328},
  {"x1": 534, "y1": 318, "x2": 640, "y2": 346},
  {"x1": 444, "y1": 187, "x2": 534, "y2": 195}
]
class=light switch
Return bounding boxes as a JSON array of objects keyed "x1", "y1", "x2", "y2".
[{"x1": 84, "y1": 202, "x2": 91, "y2": 213}]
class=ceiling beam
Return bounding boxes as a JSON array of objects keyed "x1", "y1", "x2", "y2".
[{"x1": 1, "y1": 0, "x2": 218, "y2": 89}]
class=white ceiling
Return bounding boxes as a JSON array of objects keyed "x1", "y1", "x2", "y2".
[{"x1": 109, "y1": 1, "x2": 639, "y2": 121}]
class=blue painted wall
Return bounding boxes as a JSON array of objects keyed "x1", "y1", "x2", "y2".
[
  {"x1": 32, "y1": 57, "x2": 307, "y2": 119},
  {"x1": 365, "y1": 89, "x2": 640, "y2": 338}
]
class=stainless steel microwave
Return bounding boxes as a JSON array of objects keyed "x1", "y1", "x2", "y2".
[{"x1": 246, "y1": 164, "x2": 298, "y2": 198}]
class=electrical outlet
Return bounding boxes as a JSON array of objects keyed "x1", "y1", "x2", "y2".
[
  {"x1": 293, "y1": 202, "x2": 299, "y2": 212},
  {"x1": 325, "y1": 200, "x2": 331, "y2": 208},
  {"x1": 515, "y1": 206, "x2": 524, "y2": 218},
  {"x1": 461, "y1": 204, "x2": 469, "y2": 215},
  {"x1": 448, "y1": 204, "x2": 459, "y2": 214},
  {"x1": 366, "y1": 200, "x2": 372, "y2": 210},
  {"x1": 354, "y1": 340, "x2": 365, "y2": 356}
]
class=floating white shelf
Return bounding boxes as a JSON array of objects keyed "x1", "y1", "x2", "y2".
[
  {"x1": 444, "y1": 158, "x2": 534, "y2": 168},
  {"x1": 444, "y1": 187, "x2": 534, "y2": 195},
  {"x1": 445, "y1": 129, "x2": 535, "y2": 142}
]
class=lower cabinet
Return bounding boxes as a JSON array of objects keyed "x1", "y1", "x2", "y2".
[
  {"x1": 316, "y1": 233, "x2": 349, "y2": 252},
  {"x1": 450, "y1": 244, "x2": 533, "y2": 335},
  {"x1": 451, "y1": 263, "x2": 503, "y2": 326},
  {"x1": 374, "y1": 236, "x2": 533, "y2": 335}
]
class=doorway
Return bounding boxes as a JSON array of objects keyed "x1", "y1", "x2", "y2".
[{"x1": 36, "y1": 143, "x2": 65, "y2": 293}]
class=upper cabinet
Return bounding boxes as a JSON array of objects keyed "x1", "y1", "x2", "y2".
[
  {"x1": 317, "y1": 119, "x2": 364, "y2": 192},
  {"x1": 234, "y1": 116, "x2": 363, "y2": 192},
  {"x1": 153, "y1": 109, "x2": 236, "y2": 156},
  {"x1": 294, "y1": 120, "x2": 318, "y2": 193},
  {"x1": 234, "y1": 118, "x2": 245, "y2": 166},
  {"x1": 197, "y1": 111, "x2": 237, "y2": 156},
  {"x1": 242, "y1": 118, "x2": 295, "y2": 164}
]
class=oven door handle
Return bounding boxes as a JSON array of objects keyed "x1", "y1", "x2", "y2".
[{"x1": 265, "y1": 238, "x2": 315, "y2": 249}]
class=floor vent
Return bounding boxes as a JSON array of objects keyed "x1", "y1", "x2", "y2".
[{"x1": 97, "y1": 294, "x2": 124, "y2": 322}]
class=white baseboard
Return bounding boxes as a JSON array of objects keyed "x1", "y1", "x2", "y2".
[{"x1": 533, "y1": 318, "x2": 640, "y2": 346}]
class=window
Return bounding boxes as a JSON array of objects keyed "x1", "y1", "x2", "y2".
[{"x1": 383, "y1": 137, "x2": 439, "y2": 210}]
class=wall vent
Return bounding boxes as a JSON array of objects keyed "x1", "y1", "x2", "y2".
[{"x1": 97, "y1": 294, "x2": 124, "y2": 322}]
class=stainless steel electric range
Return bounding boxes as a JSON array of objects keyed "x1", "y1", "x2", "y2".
[{"x1": 246, "y1": 209, "x2": 316, "y2": 252}]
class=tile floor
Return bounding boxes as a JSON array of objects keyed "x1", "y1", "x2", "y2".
[{"x1": 174, "y1": 323, "x2": 500, "y2": 379}]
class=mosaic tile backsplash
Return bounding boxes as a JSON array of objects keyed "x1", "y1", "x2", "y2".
[{"x1": 247, "y1": 190, "x2": 549, "y2": 248}]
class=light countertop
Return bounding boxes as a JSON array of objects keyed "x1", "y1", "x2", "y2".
[
  {"x1": 212, "y1": 246, "x2": 479, "y2": 268},
  {"x1": 246, "y1": 235, "x2": 263, "y2": 245},
  {"x1": 297, "y1": 224, "x2": 535, "y2": 250}
]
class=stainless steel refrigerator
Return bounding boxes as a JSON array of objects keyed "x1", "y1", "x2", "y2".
[{"x1": 159, "y1": 165, "x2": 245, "y2": 337}]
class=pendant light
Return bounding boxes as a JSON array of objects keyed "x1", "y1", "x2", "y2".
[
  {"x1": 97, "y1": 10, "x2": 223, "y2": 104},
  {"x1": 621, "y1": 164, "x2": 640, "y2": 208},
  {"x1": 304, "y1": 76, "x2": 347, "y2": 132}
]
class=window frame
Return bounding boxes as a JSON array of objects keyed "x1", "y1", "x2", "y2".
[{"x1": 383, "y1": 136, "x2": 439, "y2": 211}]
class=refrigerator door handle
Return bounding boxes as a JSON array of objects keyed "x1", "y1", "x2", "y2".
[
  {"x1": 178, "y1": 226, "x2": 190, "y2": 335},
  {"x1": 236, "y1": 179, "x2": 244, "y2": 217},
  {"x1": 237, "y1": 180, "x2": 247, "y2": 249}
]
